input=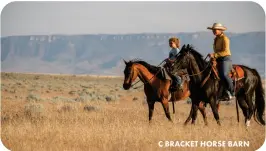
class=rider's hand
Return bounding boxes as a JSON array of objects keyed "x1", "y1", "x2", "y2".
[
  {"x1": 164, "y1": 58, "x2": 170, "y2": 63},
  {"x1": 167, "y1": 58, "x2": 175, "y2": 63},
  {"x1": 208, "y1": 53, "x2": 215, "y2": 58}
]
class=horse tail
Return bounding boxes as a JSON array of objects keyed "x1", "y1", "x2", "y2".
[{"x1": 252, "y1": 69, "x2": 265, "y2": 125}]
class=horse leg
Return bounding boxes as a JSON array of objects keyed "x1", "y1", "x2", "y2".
[
  {"x1": 209, "y1": 97, "x2": 221, "y2": 126},
  {"x1": 170, "y1": 92, "x2": 176, "y2": 114},
  {"x1": 191, "y1": 103, "x2": 199, "y2": 125},
  {"x1": 241, "y1": 84, "x2": 260, "y2": 126},
  {"x1": 184, "y1": 105, "x2": 193, "y2": 125},
  {"x1": 172, "y1": 101, "x2": 175, "y2": 114},
  {"x1": 199, "y1": 101, "x2": 208, "y2": 126},
  {"x1": 161, "y1": 98, "x2": 172, "y2": 122},
  {"x1": 217, "y1": 101, "x2": 220, "y2": 111},
  {"x1": 237, "y1": 94, "x2": 249, "y2": 126},
  {"x1": 148, "y1": 101, "x2": 155, "y2": 122},
  {"x1": 245, "y1": 94, "x2": 254, "y2": 127}
]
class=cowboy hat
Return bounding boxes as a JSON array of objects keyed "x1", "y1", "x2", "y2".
[{"x1": 207, "y1": 23, "x2": 227, "y2": 31}]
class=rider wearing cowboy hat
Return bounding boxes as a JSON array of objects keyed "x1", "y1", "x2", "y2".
[{"x1": 207, "y1": 23, "x2": 235, "y2": 99}]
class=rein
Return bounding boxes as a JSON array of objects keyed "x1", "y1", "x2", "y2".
[
  {"x1": 131, "y1": 60, "x2": 165, "y2": 89},
  {"x1": 174, "y1": 52, "x2": 211, "y2": 77},
  {"x1": 172, "y1": 51, "x2": 213, "y2": 88},
  {"x1": 187, "y1": 59, "x2": 211, "y2": 77}
]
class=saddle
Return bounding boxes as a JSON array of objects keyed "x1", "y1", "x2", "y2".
[
  {"x1": 161, "y1": 67, "x2": 190, "y2": 81},
  {"x1": 211, "y1": 59, "x2": 245, "y2": 81},
  {"x1": 229, "y1": 65, "x2": 245, "y2": 81},
  {"x1": 160, "y1": 66, "x2": 190, "y2": 92},
  {"x1": 201, "y1": 58, "x2": 245, "y2": 89},
  {"x1": 199, "y1": 58, "x2": 245, "y2": 101}
]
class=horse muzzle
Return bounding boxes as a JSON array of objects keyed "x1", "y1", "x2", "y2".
[{"x1": 123, "y1": 83, "x2": 131, "y2": 90}]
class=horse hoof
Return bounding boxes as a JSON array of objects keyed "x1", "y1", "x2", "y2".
[{"x1": 246, "y1": 120, "x2": 251, "y2": 127}]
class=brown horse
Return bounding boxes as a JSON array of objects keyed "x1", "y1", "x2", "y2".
[{"x1": 122, "y1": 59, "x2": 190, "y2": 122}]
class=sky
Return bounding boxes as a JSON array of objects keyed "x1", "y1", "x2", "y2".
[{"x1": 0, "y1": 1, "x2": 265, "y2": 36}]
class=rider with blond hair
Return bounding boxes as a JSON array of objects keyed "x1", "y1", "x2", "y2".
[
  {"x1": 207, "y1": 23, "x2": 235, "y2": 98},
  {"x1": 164, "y1": 37, "x2": 183, "y2": 91}
]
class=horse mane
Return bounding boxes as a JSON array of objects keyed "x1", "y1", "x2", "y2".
[
  {"x1": 128, "y1": 58, "x2": 164, "y2": 80},
  {"x1": 181, "y1": 44, "x2": 208, "y2": 70}
]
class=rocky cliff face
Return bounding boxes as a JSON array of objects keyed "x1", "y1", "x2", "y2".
[{"x1": 1, "y1": 32, "x2": 265, "y2": 76}]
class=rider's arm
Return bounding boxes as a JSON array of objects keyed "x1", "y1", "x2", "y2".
[{"x1": 214, "y1": 36, "x2": 231, "y2": 58}]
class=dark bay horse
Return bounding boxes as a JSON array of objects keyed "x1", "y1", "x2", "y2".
[
  {"x1": 122, "y1": 59, "x2": 190, "y2": 122},
  {"x1": 173, "y1": 44, "x2": 265, "y2": 126}
]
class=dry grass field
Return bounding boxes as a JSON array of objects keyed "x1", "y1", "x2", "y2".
[{"x1": 1, "y1": 72, "x2": 265, "y2": 151}]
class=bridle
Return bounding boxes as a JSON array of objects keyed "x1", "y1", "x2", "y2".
[
  {"x1": 173, "y1": 50, "x2": 211, "y2": 77},
  {"x1": 129, "y1": 61, "x2": 165, "y2": 89}
]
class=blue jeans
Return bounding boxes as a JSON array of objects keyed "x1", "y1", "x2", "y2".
[
  {"x1": 172, "y1": 75, "x2": 182, "y2": 88},
  {"x1": 176, "y1": 75, "x2": 182, "y2": 85},
  {"x1": 217, "y1": 56, "x2": 234, "y2": 93}
]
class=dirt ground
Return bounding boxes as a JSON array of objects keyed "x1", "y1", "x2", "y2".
[{"x1": 1, "y1": 72, "x2": 265, "y2": 151}]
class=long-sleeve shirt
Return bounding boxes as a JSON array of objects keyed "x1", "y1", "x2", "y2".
[
  {"x1": 169, "y1": 48, "x2": 180, "y2": 60},
  {"x1": 213, "y1": 33, "x2": 231, "y2": 58}
]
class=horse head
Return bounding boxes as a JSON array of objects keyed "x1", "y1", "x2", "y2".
[
  {"x1": 173, "y1": 44, "x2": 194, "y2": 70},
  {"x1": 123, "y1": 59, "x2": 138, "y2": 90}
]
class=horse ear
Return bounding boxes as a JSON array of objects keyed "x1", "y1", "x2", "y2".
[
  {"x1": 181, "y1": 44, "x2": 186, "y2": 51},
  {"x1": 123, "y1": 59, "x2": 128, "y2": 65},
  {"x1": 186, "y1": 44, "x2": 190, "y2": 49}
]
